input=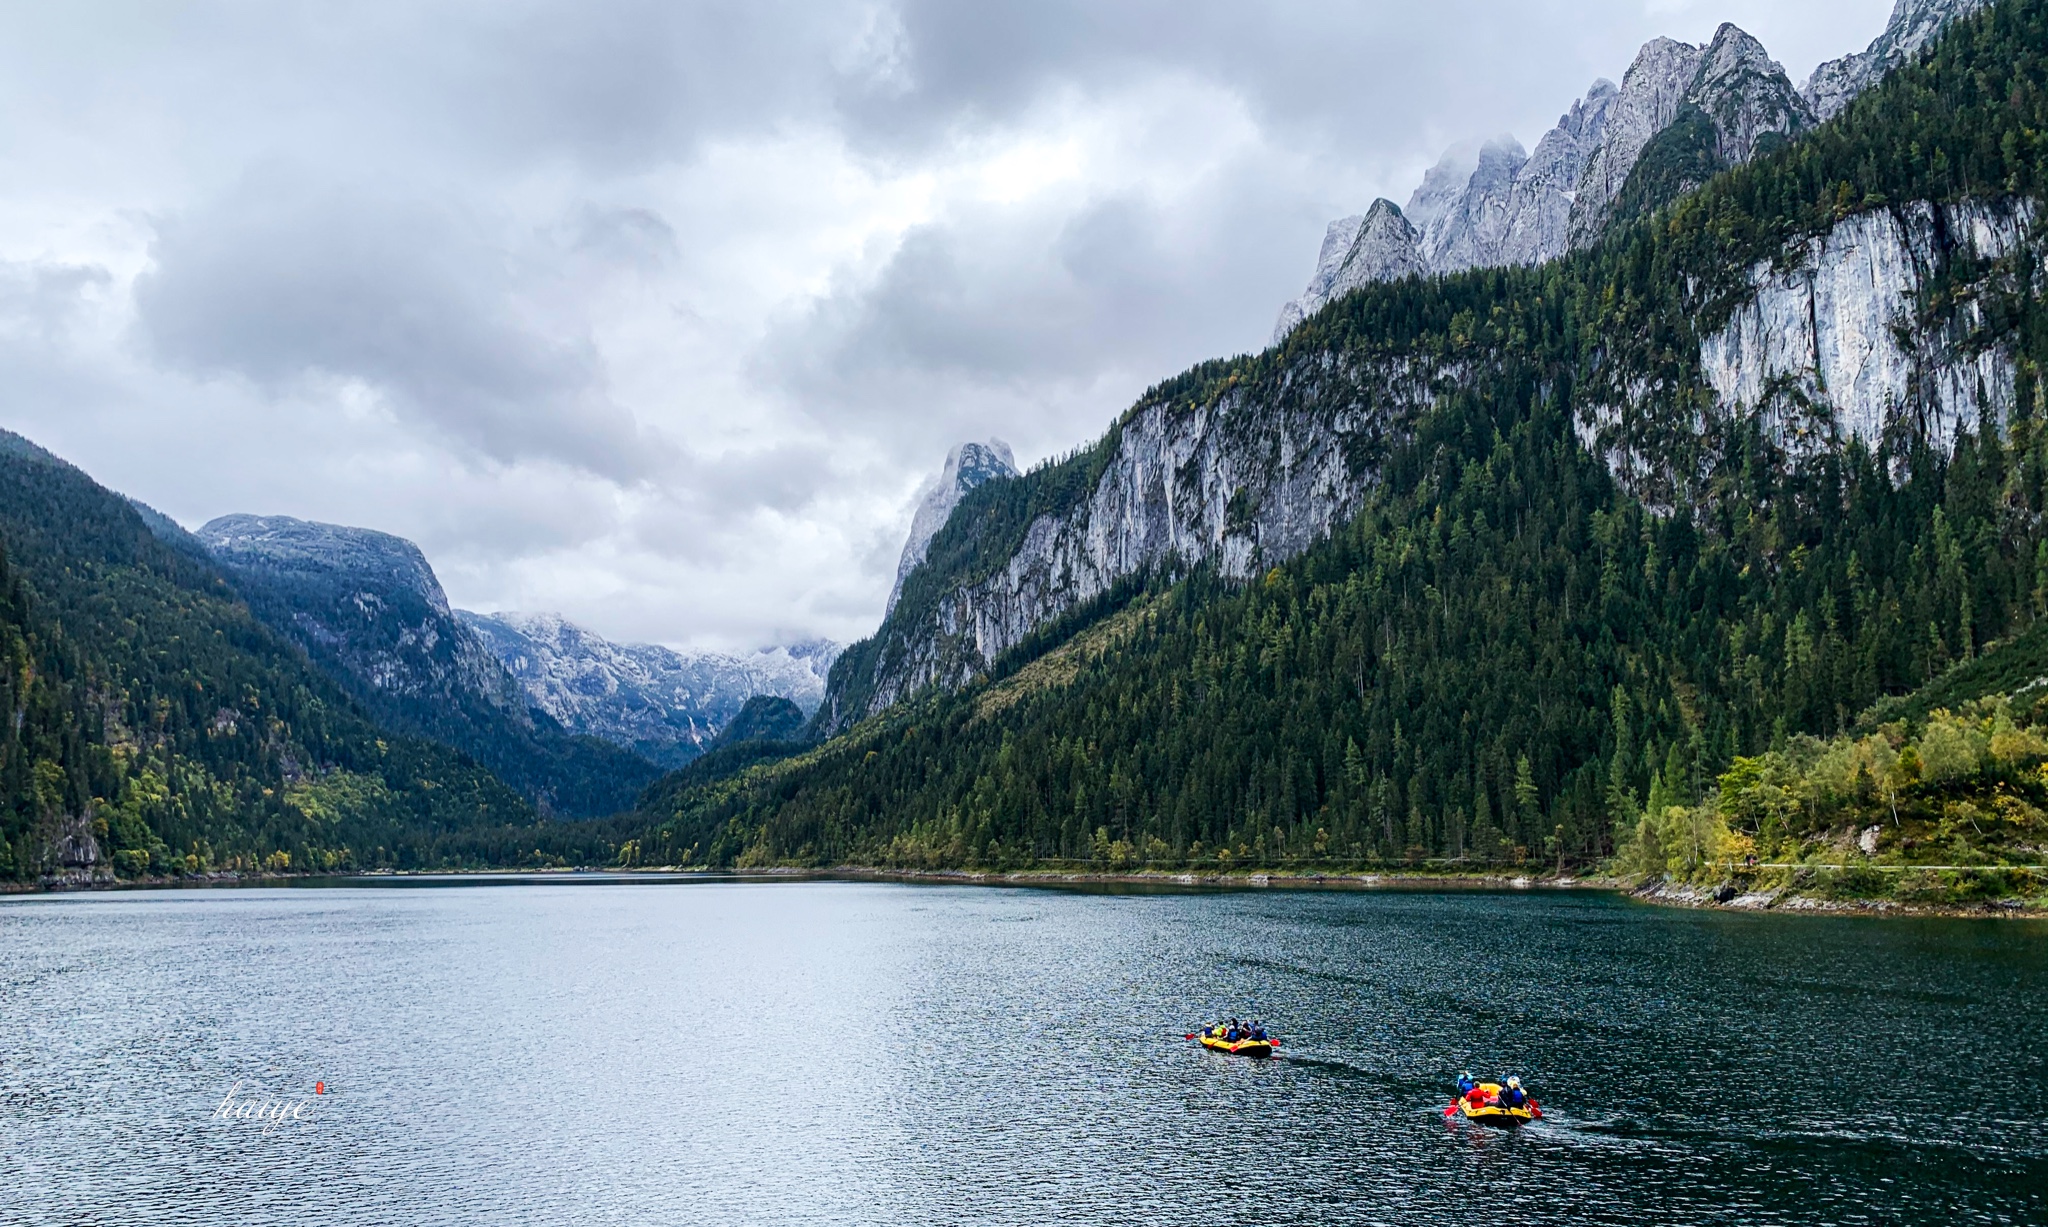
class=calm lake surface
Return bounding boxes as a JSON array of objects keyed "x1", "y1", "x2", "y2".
[{"x1": 1, "y1": 879, "x2": 2043, "y2": 1225}]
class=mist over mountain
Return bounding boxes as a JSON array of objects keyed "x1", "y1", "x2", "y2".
[
  {"x1": 1272, "y1": 0, "x2": 1981, "y2": 341},
  {"x1": 459, "y1": 611, "x2": 838, "y2": 769}
]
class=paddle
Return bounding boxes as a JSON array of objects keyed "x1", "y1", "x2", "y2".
[{"x1": 1442, "y1": 1101, "x2": 1459, "y2": 1118}]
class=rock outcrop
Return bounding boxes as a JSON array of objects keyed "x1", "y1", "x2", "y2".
[
  {"x1": 888, "y1": 440, "x2": 1018, "y2": 615},
  {"x1": 1494, "y1": 81, "x2": 1618, "y2": 267},
  {"x1": 1418, "y1": 136, "x2": 1529, "y2": 273},
  {"x1": 1583, "y1": 198, "x2": 2034, "y2": 500},
  {"x1": 1805, "y1": 0, "x2": 1992, "y2": 120},
  {"x1": 199, "y1": 514, "x2": 518, "y2": 712},
  {"x1": 831, "y1": 350, "x2": 1450, "y2": 725},
  {"x1": 460, "y1": 610, "x2": 839, "y2": 767},
  {"x1": 1272, "y1": 200, "x2": 1424, "y2": 343},
  {"x1": 1565, "y1": 37, "x2": 1708, "y2": 246},
  {"x1": 1689, "y1": 23, "x2": 1813, "y2": 168},
  {"x1": 1273, "y1": 8, "x2": 1983, "y2": 338}
]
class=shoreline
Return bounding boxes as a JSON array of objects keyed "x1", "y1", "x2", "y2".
[{"x1": 8, "y1": 862, "x2": 2045, "y2": 918}]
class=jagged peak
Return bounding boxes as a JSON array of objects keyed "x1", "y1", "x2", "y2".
[
  {"x1": 1404, "y1": 139, "x2": 1484, "y2": 233},
  {"x1": 886, "y1": 439, "x2": 1021, "y2": 615},
  {"x1": 1804, "y1": 0, "x2": 1991, "y2": 120}
]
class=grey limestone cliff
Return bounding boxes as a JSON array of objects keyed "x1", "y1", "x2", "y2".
[
  {"x1": 1272, "y1": 200, "x2": 1424, "y2": 343},
  {"x1": 1583, "y1": 198, "x2": 2036, "y2": 503},
  {"x1": 1417, "y1": 135, "x2": 1528, "y2": 274},
  {"x1": 1805, "y1": 0, "x2": 1991, "y2": 120},
  {"x1": 887, "y1": 440, "x2": 1018, "y2": 615},
  {"x1": 1565, "y1": 38, "x2": 1711, "y2": 246},
  {"x1": 836, "y1": 350, "x2": 1451, "y2": 724},
  {"x1": 1494, "y1": 80, "x2": 1618, "y2": 267}
]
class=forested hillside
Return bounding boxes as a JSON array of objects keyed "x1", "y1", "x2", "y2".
[
  {"x1": 0, "y1": 434, "x2": 539, "y2": 883},
  {"x1": 633, "y1": 0, "x2": 2048, "y2": 894},
  {"x1": 199, "y1": 516, "x2": 658, "y2": 818}
]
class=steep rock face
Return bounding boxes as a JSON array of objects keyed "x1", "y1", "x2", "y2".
[
  {"x1": 1806, "y1": 0, "x2": 1991, "y2": 120},
  {"x1": 1688, "y1": 24, "x2": 1814, "y2": 167},
  {"x1": 836, "y1": 352, "x2": 1449, "y2": 724},
  {"x1": 1403, "y1": 142, "x2": 1483, "y2": 233},
  {"x1": 199, "y1": 515, "x2": 518, "y2": 713},
  {"x1": 1418, "y1": 135, "x2": 1529, "y2": 273},
  {"x1": 1582, "y1": 198, "x2": 2036, "y2": 498},
  {"x1": 1698, "y1": 199, "x2": 2032, "y2": 452},
  {"x1": 461, "y1": 610, "x2": 839, "y2": 767},
  {"x1": 1495, "y1": 81, "x2": 1618, "y2": 267},
  {"x1": 1272, "y1": 200, "x2": 1424, "y2": 343},
  {"x1": 887, "y1": 440, "x2": 1018, "y2": 615},
  {"x1": 1567, "y1": 38, "x2": 1708, "y2": 245}
]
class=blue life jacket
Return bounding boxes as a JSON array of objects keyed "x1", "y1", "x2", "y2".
[
  {"x1": 1457, "y1": 1076, "x2": 1478, "y2": 1095},
  {"x1": 1499, "y1": 1085, "x2": 1527, "y2": 1108}
]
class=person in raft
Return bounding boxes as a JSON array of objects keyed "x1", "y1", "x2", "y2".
[{"x1": 1496, "y1": 1077, "x2": 1529, "y2": 1109}]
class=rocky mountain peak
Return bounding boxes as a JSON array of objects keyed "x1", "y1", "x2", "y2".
[
  {"x1": 1493, "y1": 79, "x2": 1619, "y2": 267},
  {"x1": 459, "y1": 609, "x2": 840, "y2": 766},
  {"x1": 1419, "y1": 134, "x2": 1529, "y2": 273},
  {"x1": 1689, "y1": 22, "x2": 1814, "y2": 166},
  {"x1": 886, "y1": 439, "x2": 1019, "y2": 615},
  {"x1": 198, "y1": 513, "x2": 453, "y2": 616},
  {"x1": 1272, "y1": 199, "x2": 1422, "y2": 343},
  {"x1": 1403, "y1": 141, "x2": 1483, "y2": 233},
  {"x1": 1566, "y1": 36, "x2": 1708, "y2": 246},
  {"x1": 1805, "y1": 0, "x2": 1991, "y2": 120}
]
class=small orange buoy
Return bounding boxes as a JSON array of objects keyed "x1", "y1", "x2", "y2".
[{"x1": 315, "y1": 1081, "x2": 325, "y2": 1095}]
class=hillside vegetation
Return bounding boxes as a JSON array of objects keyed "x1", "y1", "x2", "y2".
[
  {"x1": 0, "y1": 437, "x2": 540, "y2": 883},
  {"x1": 631, "y1": 0, "x2": 2048, "y2": 905}
]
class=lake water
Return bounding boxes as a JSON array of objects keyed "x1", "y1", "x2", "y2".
[{"x1": 1, "y1": 879, "x2": 2042, "y2": 1225}]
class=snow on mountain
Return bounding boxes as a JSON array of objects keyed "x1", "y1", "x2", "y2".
[{"x1": 459, "y1": 610, "x2": 841, "y2": 768}]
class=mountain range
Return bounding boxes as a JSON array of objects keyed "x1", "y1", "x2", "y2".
[
  {"x1": 1272, "y1": 0, "x2": 1986, "y2": 342},
  {"x1": 6, "y1": 0, "x2": 2044, "y2": 904},
  {"x1": 458, "y1": 611, "x2": 837, "y2": 768}
]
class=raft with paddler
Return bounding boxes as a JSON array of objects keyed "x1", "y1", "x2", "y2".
[
  {"x1": 1443, "y1": 1071, "x2": 1541, "y2": 1126},
  {"x1": 1186, "y1": 1017, "x2": 1278, "y2": 1056}
]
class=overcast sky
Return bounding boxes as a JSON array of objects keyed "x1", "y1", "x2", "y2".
[{"x1": 0, "y1": 0, "x2": 1894, "y2": 651}]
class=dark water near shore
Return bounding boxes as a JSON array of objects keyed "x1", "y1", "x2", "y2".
[{"x1": 1, "y1": 880, "x2": 2043, "y2": 1225}]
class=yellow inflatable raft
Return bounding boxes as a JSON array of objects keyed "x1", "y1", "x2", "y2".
[
  {"x1": 1456, "y1": 1083, "x2": 1537, "y2": 1126},
  {"x1": 1200, "y1": 1034, "x2": 1276, "y2": 1057}
]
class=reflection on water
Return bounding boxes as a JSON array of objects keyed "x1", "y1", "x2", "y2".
[{"x1": 1, "y1": 881, "x2": 2042, "y2": 1225}]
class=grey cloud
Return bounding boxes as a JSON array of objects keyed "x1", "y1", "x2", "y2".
[
  {"x1": 0, "y1": 261, "x2": 111, "y2": 342},
  {"x1": 134, "y1": 162, "x2": 660, "y2": 480},
  {"x1": 755, "y1": 163, "x2": 1312, "y2": 463}
]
